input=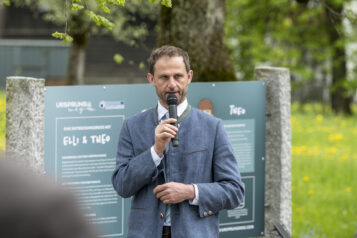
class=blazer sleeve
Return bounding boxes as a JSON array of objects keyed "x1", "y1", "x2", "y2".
[
  {"x1": 111, "y1": 119, "x2": 159, "y2": 198},
  {"x1": 195, "y1": 120, "x2": 245, "y2": 217}
]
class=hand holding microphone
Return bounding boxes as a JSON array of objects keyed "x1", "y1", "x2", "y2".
[{"x1": 153, "y1": 94, "x2": 179, "y2": 156}]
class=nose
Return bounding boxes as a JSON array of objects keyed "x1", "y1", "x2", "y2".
[{"x1": 167, "y1": 77, "x2": 177, "y2": 89}]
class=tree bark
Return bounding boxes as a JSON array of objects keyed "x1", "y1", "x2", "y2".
[
  {"x1": 325, "y1": 2, "x2": 353, "y2": 115},
  {"x1": 0, "y1": 8, "x2": 6, "y2": 38},
  {"x1": 158, "y1": 0, "x2": 236, "y2": 82},
  {"x1": 66, "y1": 14, "x2": 91, "y2": 85}
]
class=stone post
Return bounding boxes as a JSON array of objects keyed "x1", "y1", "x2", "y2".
[
  {"x1": 255, "y1": 66, "x2": 291, "y2": 237},
  {"x1": 6, "y1": 76, "x2": 45, "y2": 174}
]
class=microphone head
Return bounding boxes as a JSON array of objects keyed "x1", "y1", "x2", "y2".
[{"x1": 167, "y1": 94, "x2": 178, "y2": 105}]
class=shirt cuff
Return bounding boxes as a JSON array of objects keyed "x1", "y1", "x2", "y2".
[
  {"x1": 189, "y1": 184, "x2": 199, "y2": 206},
  {"x1": 151, "y1": 146, "x2": 164, "y2": 167}
]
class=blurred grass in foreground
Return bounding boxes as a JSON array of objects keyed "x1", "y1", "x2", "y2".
[
  {"x1": 292, "y1": 103, "x2": 357, "y2": 237},
  {"x1": 0, "y1": 90, "x2": 356, "y2": 236}
]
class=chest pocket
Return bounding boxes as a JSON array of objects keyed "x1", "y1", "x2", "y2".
[{"x1": 185, "y1": 149, "x2": 208, "y2": 156}]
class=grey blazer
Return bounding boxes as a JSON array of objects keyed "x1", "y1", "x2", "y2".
[{"x1": 112, "y1": 105, "x2": 244, "y2": 238}]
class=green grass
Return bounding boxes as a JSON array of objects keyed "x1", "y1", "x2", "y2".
[
  {"x1": 0, "y1": 90, "x2": 356, "y2": 236},
  {"x1": 0, "y1": 90, "x2": 5, "y2": 151},
  {"x1": 292, "y1": 103, "x2": 357, "y2": 237}
]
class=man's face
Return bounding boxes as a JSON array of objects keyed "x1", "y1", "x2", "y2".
[{"x1": 147, "y1": 56, "x2": 193, "y2": 108}]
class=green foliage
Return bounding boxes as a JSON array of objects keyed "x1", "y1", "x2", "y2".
[
  {"x1": 72, "y1": 3, "x2": 84, "y2": 11},
  {"x1": 86, "y1": 10, "x2": 114, "y2": 29},
  {"x1": 7, "y1": 0, "x2": 170, "y2": 45},
  {"x1": 0, "y1": 0, "x2": 10, "y2": 7},
  {"x1": 291, "y1": 102, "x2": 357, "y2": 237},
  {"x1": 113, "y1": 53, "x2": 124, "y2": 64},
  {"x1": 225, "y1": 0, "x2": 357, "y2": 91},
  {"x1": 160, "y1": 0, "x2": 171, "y2": 8},
  {"x1": 52, "y1": 31, "x2": 74, "y2": 44}
]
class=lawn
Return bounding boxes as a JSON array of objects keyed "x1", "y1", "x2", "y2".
[
  {"x1": 0, "y1": 90, "x2": 356, "y2": 237},
  {"x1": 0, "y1": 90, "x2": 5, "y2": 151},
  {"x1": 292, "y1": 103, "x2": 357, "y2": 237}
]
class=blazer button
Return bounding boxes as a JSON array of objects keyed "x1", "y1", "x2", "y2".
[
  {"x1": 208, "y1": 211, "x2": 213, "y2": 215},
  {"x1": 203, "y1": 212, "x2": 208, "y2": 216},
  {"x1": 160, "y1": 213, "x2": 164, "y2": 219}
]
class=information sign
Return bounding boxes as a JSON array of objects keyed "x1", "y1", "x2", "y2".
[{"x1": 44, "y1": 82, "x2": 265, "y2": 237}]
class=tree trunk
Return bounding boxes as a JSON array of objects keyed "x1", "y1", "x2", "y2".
[
  {"x1": 67, "y1": 40, "x2": 88, "y2": 85},
  {"x1": 66, "y1": 14, "x2": 90, "y2": 85},
  {"x1": 158, "y1": 0, "x2": 236, "y2": 82},
  {"x1": 0, "y1": 8, "x2": 6, "y2": 38},
  {"x1": 325, "y1": 2, "x2": 352, "y2": 115}
]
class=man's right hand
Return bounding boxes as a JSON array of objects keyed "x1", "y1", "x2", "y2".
[{"x1": 154, "y1": 118, "x2": 178, "y2": 156}]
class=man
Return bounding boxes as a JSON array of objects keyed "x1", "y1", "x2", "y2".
[
  {"x1": 112, "y1": 45, "x2": 244, "y2": 238},
  {"x1": 0, "y1": 155, "x2": 97, "y2": 238}
]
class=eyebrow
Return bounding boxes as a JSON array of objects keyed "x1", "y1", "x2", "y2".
[{"x1": 158, "y1": 74, "x2": 169, "y2": 78}]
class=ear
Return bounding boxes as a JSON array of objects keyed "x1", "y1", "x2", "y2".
[
  {"x1": 187, "y1": 70, "x2": 193, "y2": 84},
  {"x1": 147, "y1": 73, "x2": 154, "y2": 86}
]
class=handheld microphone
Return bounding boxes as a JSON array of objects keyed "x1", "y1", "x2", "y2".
[{"x1": 167, "y1": 94, "x2": 179, "y2": 147}]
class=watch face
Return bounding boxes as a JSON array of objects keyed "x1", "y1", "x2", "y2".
[{"x1": 198, "y1": 99, "x2": 213, "y2": 116}]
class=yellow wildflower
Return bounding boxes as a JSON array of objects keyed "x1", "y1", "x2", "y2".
[
  {"x1": 308, "y1": 190, "x2": 315, "y2": 195},
  {"x1": 303, "y1": 176, "x2": 310, "y2": 182},
  {"x1": 325, "y1": 147, "x2": 337, "y2": 154},
  {"x1": 0, "y1": 101, "x2": 5, "y2": 113},
  {"x1": 328, "y1": 133, "x2": 343, "y2": 142},
  {"x1": 315, "y1": 114, "x2": 323, "y2": 122},
  {"x1": 0, "y1": 142, "x2": 5, "y2": 151},
  {"x1": 292, "y1": 146, "x2": 308, "y2": 155},
  {"x1": 345, "y1": 187, "x2": 352, "y2": 193}
]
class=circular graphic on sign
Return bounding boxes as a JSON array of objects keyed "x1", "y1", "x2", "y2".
[
  {"x1": 99, "y1": 101, "x2": 106, "y2": 109},
  {"x1": 198, "y1": 99, "x2": 213, "y2": 116}
]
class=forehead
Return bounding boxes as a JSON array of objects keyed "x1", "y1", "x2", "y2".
[{"x1": 154, "y1": 56, "x2": 186, "y2": 74}]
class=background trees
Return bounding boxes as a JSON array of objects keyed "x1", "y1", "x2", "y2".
[
  {"x1": 225, "y1": 0, "x2": 357, "y2": 115},
  {"x1": 4, "y1": 0, "x2": 170, "y2": 85},
  {"x1": 157, "y1": 0, "x2": 236, "y2": 82},
  {"x1": 2, "y1": 0, "x2": 356, "y2": 114}
]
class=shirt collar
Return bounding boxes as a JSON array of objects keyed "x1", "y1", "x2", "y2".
[{"x1": 157, "y1": 98, "x2": 188, "y2": 120}]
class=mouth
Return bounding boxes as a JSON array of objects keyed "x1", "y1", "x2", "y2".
[{"x1": 165, "y1": 92, "x2": 178, "y2": 97}]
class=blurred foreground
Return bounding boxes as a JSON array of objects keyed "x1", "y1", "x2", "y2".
[{"x1": 0, "y1": 155, "x2": 98, "y2": 238}]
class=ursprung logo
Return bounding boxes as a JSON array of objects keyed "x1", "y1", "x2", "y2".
[
  {"x1": 229, "y1": 105, "x2": 246, "y2": 116},
  {"x1": 56, "y1": 101, "x2": 95, "y2": 114}
]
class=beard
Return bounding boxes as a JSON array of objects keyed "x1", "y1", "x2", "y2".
[{"x1": 157, "y1": 89, "x2": 186, "y2": 107}]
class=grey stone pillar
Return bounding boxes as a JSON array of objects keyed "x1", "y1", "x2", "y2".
[
  {"x1": 255, "y1": 66, "x2": 291, "y2": 237},
  {"x1": 6, "y1": 76, "x2": 45, "y2": 174}
]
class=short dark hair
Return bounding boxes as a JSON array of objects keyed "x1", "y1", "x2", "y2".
[{"x1": 148, "y1": 45, "x2": 191, "y2": 75}]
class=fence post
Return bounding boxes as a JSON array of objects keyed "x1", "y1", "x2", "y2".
[
  {"x1": 255, "y1": 66, "x2": 292, "y2": 237},
  {"x1": 6, "y1": 76, "x2": 45, "y2": 174}
]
